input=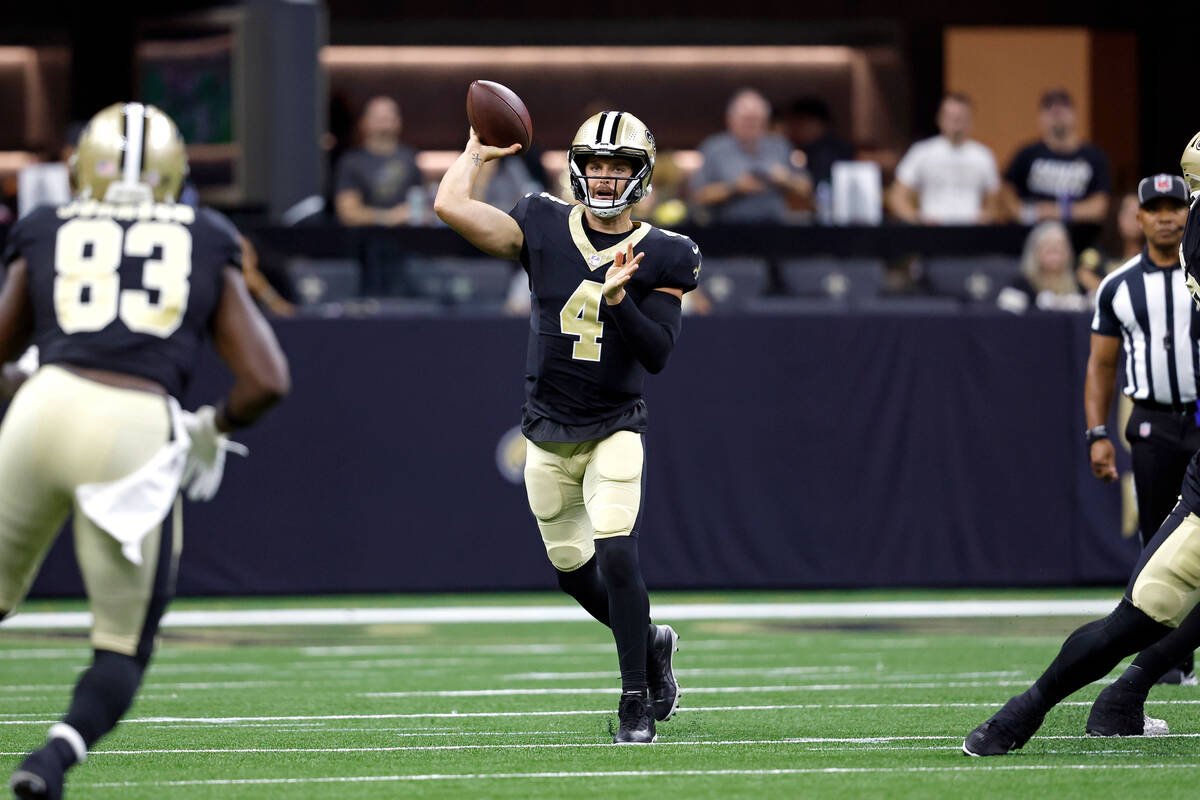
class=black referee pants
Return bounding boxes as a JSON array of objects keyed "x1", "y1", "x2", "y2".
[{"x1": 1126, "y1": 404, "x2": 1200, "y2": 548}]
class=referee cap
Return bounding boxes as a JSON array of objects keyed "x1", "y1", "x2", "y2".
[{"x1": 1138, "y1": 174, "x2": 1189, "y2": 208}]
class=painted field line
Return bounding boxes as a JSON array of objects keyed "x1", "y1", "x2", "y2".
[
  {"x1": 78, "y1": 763, "x2": 1200, "y2": 789},
  {"x1": 16, "y1": 733, "x2": 1200, "y2": 759},
  {"x1": 0, "y1": 598, "x2": 1120, "y2": 630}
]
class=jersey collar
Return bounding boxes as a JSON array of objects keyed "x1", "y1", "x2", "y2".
[
  {"x1": 568, "y1": 205, "x2": 653, "y2": 271},
  {"x1": 1140, "y1": 246, "x2": 1180, "y2": 273}
]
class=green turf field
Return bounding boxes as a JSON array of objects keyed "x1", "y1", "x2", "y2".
[{"x1": 3, "y1": 590, "x2": 1200, "y2": 798}]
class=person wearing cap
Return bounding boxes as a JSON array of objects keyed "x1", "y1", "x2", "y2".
[
  {"x1": 1088, "y1": 175, "x2": 1195, "y2": 677},
  {"x1": 1002, "y1": 89, "x2": 1113, "y2": 224}
]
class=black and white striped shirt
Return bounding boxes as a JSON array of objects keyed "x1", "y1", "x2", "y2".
[{"x1": 1093, "y1": 250, "x2": 1200, "y2": 405}]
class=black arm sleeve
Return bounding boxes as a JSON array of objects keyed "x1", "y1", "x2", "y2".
[{"x1": 606, "y1": 290, "x2": 683, "y2": 375}]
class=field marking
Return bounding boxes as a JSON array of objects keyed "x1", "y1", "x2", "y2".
[
  {"x1": 14, "y1": 733, "x2": 1200, "y2": 759},
  {"x1": 0, "y1": 598, "x2": 1120, "y2": 629},
  {"x1": 77, "y1": 762, "x2": 1200, "y2": 789}
]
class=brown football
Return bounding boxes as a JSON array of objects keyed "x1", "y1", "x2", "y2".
[{"x1": 466, "y1": 80, "x2": 533, "y2": 152}]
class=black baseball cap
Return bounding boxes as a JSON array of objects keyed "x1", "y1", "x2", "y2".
[
  {"x1": 1039, "y1": 88, "x2": 1074, "y2": 109},
  {"x1": 1138, "y1": 174, "x2": 1189, "y2": 208}
]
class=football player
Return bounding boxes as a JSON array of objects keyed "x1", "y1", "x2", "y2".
[
  {"x1": 1, "y1": 103, "x2": 289, "y2": 798},
  {"x1": 962, "y1": 131, "x2": 1200, "y2": 756},
  {"x1": 434, "y1": 112, "x2": 700, "y2": 744}
]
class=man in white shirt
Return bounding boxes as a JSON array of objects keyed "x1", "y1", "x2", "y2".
[{"x1": 887, "y1": 93, "x2": 1000, "y2": 225}]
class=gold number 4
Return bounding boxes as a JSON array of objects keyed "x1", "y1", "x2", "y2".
[
  {"x1": 559, "y1": 280, "x2": 604, "y2": 361},
  {"x1": 54, "y1": 218, "x2": 192, "y2": 338}
]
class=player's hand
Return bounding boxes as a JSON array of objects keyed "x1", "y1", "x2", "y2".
[
  {"x1": 603, "y1": 244, "x2": 643, "y2": 305},
  {"x1": 466, "y1": 128, "x2": 522, "y2": 166},
  {"x1": 1089, "y1": 439, "x2": 1119, "y2": 483},
  {"x1": 181, "y1": 405, "x2": 249, "y2": 502}
]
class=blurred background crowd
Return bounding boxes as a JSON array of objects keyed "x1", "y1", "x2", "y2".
[{"x1": 0, "y1": 0, "x2": 1189, "y2": 319}]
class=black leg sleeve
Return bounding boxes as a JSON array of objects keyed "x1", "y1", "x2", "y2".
[
  {"x1": 596, "y1": 536, "x2": 650, "y2": 694},
  {"x1": 1031, "y1": 599, "x2": 1172, "y2": 710},
  {"x1": 62, "y1": 649, "x2": 147, "y2": 749},
  {"x1": 1121, "y1": 603, "x2": 1200, "y2": 691},
  {"x1": 556, "y1": 555, "x2": 611, "y2": 627}
]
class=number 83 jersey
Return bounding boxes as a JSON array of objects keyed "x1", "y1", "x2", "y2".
[
  {"x1": 510, "y1": 192, "x2": 701, "y2": 443},
  {"x1": 3, "y1": 200, "x2": 241, "y2": 399}
]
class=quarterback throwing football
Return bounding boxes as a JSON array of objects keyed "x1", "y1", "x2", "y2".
[{"x1": 435, "y1": 112, "x2": 700, "y2": 743}]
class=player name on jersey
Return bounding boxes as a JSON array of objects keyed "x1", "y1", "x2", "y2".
[{"x1": 55, "y1": 199, "x2": 196, "y2": 224}]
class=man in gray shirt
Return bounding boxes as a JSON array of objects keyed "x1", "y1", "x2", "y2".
[
  {"x1": 691, "y1": 89, "x2": 811, "y2": 223},
  {"x1": 334, "y1": 96, "x2": 424, "y2": 227}
]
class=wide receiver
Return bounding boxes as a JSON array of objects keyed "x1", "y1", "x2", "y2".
[
  {"x1": 435, "y1": 112, "x2": 700, "y2": 744},
  {"x1": 2, "y1": 103, "x2": 289, "y2": 798},
  {"x1": 962, "y1": 131, "x2": 1200, "y2": 756}
]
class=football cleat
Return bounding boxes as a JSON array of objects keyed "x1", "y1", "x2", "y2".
[
  {"x1": 646, "y1": 624, "x2": 681, "y2": 722},
  {"x1": 614, "y1": 691, "x2": 656, "y2": 744},
  {"x1": 1087, "y1": 681, "x2": 1170, "y2": 736},
  {"x1": 8, "y1": 747, "x2": 65, "y2": 800},
  {"x1": 962, "y1": 693, "x2": 1045, "y2": 757}
]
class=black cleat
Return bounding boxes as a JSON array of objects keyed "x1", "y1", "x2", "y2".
[
  {"x1": 8, "y1": 746, "x2": 65, "y2": 800},
  {"x1": 1088, "y1": 681, "x2": 1169, "y2": 736},
  {"x1": 962, "y1": 693, "x2": 1044, "y2": 757},
  {"x1": 614, "y1": 691, "x2": 656, "y2": 744},
  {"x1": 646, "y1": 624, "x2": 680, "y2": 722}
]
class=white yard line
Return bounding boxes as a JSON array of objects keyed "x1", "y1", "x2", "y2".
[
  {"x1": 11, "y1": 733, "x2": 1200, "y2": 759},
  {"x1": 0, "y1": 598, "x2": 1120, "y2": 630},
  {"x1": 76, "y1": 763, "x2": 1200, "y2": 789}
]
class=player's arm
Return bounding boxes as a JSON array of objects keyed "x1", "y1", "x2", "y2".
[
  {"x1": 1084, "y1": 332, "x2": 1120, "y2": 482},
  {"x1": 211, "y1": 266, "x2": 291, "y2": 432},
  {"x1": 602, "y1": 245, "x2": 683, "y2": 375},
  {"x1": 433, "y1": 130, "x2": 524, "y2": 259},
  {"x1": 0, "y1": 258, "x2": 33, "y2": 365}
]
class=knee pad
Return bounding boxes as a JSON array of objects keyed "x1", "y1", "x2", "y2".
[
  {"x1": 545, "y1": 541, "x2": 592, "y2": 572},
  {"x1": 588, "y1": 433, "x2": 643, "y2": 537},
  {"x1": 1131, "y1": 514, "x2": 1200, "y2": 626}
]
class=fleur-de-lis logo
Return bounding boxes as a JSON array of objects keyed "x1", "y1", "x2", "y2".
[{"x1": 589, "y1": 254, "x2": 602, "y2": 267}]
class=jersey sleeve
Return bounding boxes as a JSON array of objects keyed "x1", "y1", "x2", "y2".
[
  {"x1": 1091, "y1": 274, "x2": 1123, "y2": 335},
  {"x1": 655, "y1": 235, "x2": 702, "y2": 294},
  {"x1": 2, "y1": 208, "x2": 48, "y2": 266},
  {"x1": 509, "y1": 192, "x2": 541, "y2": 231},
  {"x1": 196, "y1": 207, "x2": 244, "y2": 270}
]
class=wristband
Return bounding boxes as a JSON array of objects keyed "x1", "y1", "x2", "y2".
[{"x1": 1085, "y1": 425, "x2": 1108, "y2": 445}]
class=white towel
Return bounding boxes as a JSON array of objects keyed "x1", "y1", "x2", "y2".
[{"x1": 75, "y1": 398, "x2": 190, "y2": 565}]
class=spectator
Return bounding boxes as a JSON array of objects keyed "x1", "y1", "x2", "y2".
[
  {"x1": 1001, "y1": 89, "x2": 1112, "y2": 224},
  {"x1": 1077, "y1": 192, "x2": 1144, "y2": 293},
  {"x1": 997, "y1": 221, "x2": 1089, "y2": 313},
  {"x1": 777, "y1": 97, "x2": 855, "y2": 219},
  {"x1": 886, "y1": 93, "x2": 1000, "y2": 225},
  {"x1": 473, "y1": 145, "x2": 546, "y2": 211},
  {"x1": 333, "y1": 97, "x2": 424, "y2": 227},
  {"x1": 691, "y1": 89, "x2": 811, "y2": 223}
]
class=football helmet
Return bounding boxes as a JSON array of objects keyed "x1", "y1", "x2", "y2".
[
  {"x1": 73, "y1": 102, "x2": 188, "y2": 203},
  {"x1": 1183, "y1": 130, "x2": 1200, "y2": 197},
  {"x1": 568, "y1": 111, "x2": 655, "y2": 218}
]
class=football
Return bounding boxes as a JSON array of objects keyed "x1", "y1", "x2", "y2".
[{"x1": 466, "y1": 80, "x2": 533, "y2": 152}]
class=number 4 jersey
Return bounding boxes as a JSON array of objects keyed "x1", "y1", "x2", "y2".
[
  {"x1": 3, "y1": 200, "x2": 241, "y2": 399},
  {"x1": 510, "y1": 192, "x2": 701, "y2": 443}
]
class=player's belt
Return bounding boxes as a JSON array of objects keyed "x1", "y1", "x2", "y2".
[{"x1": 1134, "y1": 399, "x2": 1199, "y2": 415}]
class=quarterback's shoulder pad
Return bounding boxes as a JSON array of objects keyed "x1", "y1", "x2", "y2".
[
  {"x1": 193, "y1": 206, "x2": 244, "y2": 269},
  {"x1": 646, "y1": 225, "x2": 701, "y2": 293},
  {"x1": 509, "y1": 191, "x2": 571, "y2": 230}
]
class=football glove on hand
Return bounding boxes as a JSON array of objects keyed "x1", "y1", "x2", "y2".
[{"x1": 181, "y1": 405, "x2": 249, "y2": 502}]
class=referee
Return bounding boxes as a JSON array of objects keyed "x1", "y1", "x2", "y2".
[{"x1": 1087, "y1": 174, "x2": 1194, "y2": 680}]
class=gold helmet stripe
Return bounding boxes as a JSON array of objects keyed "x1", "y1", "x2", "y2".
[{"x1": 121, "y1": 102, "x2": 147, "y2": 186}]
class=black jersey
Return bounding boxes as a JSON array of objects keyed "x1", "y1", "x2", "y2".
[
  {"x1": 510, "y1": 192, "x2": 701, "y2": 443},
  {"x1": 3, "y1": 199, "x2": 241, "y2": 399}
]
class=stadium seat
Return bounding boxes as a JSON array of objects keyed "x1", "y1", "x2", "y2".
[
  {"x1": 284, "y1": 258, "x2": 362, "y2": 304},
  {"x1": 743, "y1": 296, "x2": 851, "y2": 315},
  {"x1": 923, "y1": 255, "x2": 1021, "y2": 303},
  {"x1": 697, "y1": 257, "x2": 770, "y2": 311},
  {"x1": 407, "y1": 257, "x2": 515, "y2": 310},
  {"x1": 778, "y1": 257, "x2": 886, "y2": 302}
]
